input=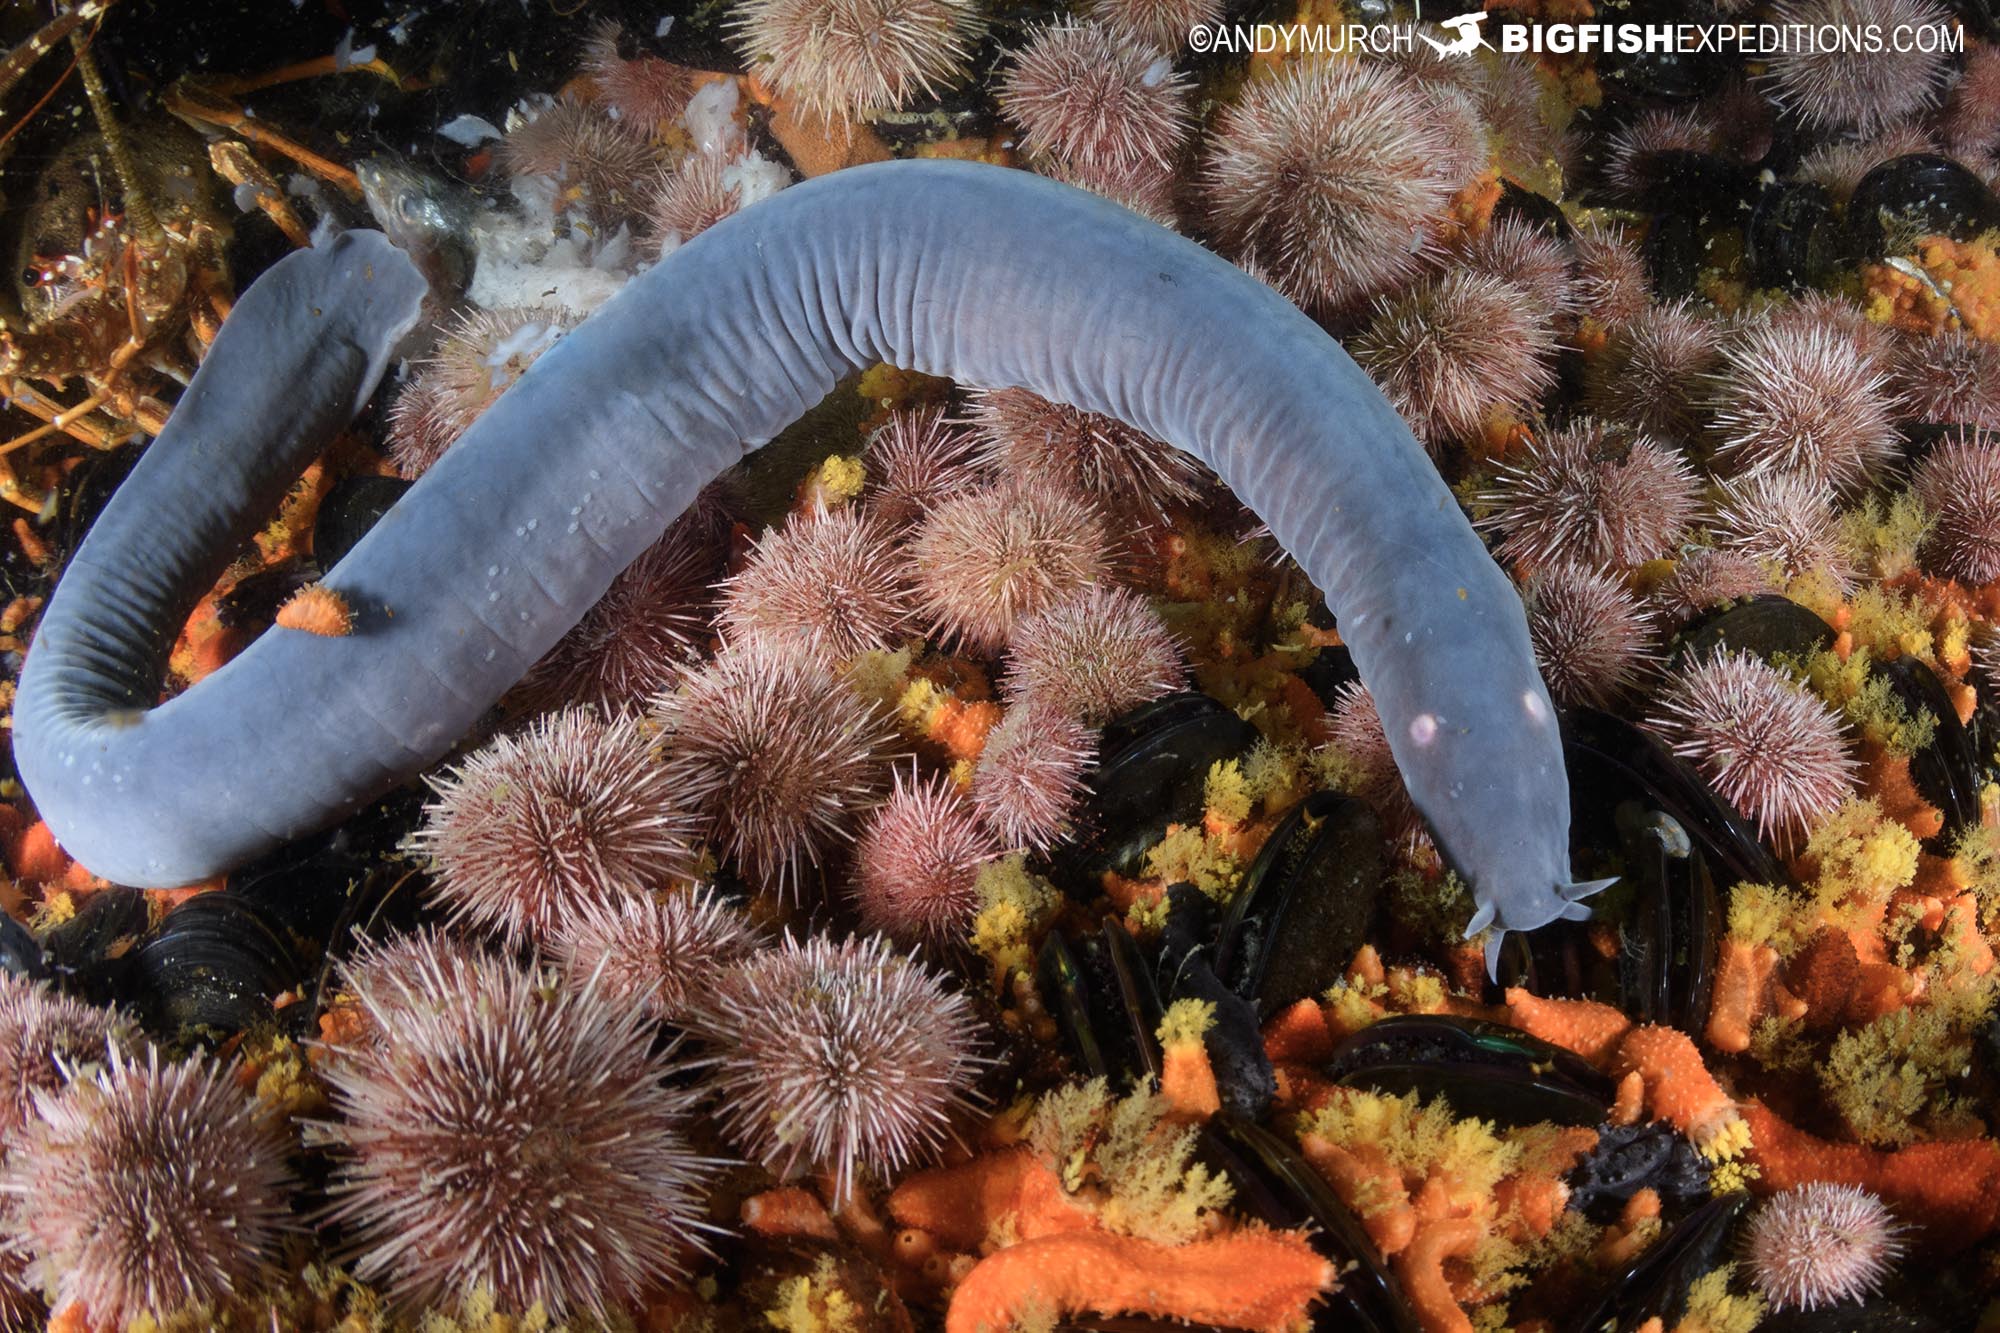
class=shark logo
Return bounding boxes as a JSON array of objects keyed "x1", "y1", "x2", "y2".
[{"x1": 1420, "y1": 10, "x2": 1490, "y2": 55}]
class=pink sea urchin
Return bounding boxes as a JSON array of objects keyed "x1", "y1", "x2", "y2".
[
  {"x1": 644, "y1": 151, "x2": 750, "y2": 256},
  {"x1": 718, "y1": 506, "x2": 914, "y2": 661},
  {"x1": 964, "y1": 387, "x2": 1201, "y2": 524},
  {"x1": 729, "y1": 0, "x2": 979, "y2": 123},
  {"x1": 1709, "y1": 315, "x2": 1900, "y2": 495},
  {"x1": 499, "y1": 97, "x2": 657, "y2": 220},
  {"x1": 1746, "y1": 1182, "x2": 1906, "y2": 1311},
  {"x1": 0, "y1": 974, "x2": 128, "y2": 1137},
  {"x1": 1568, "y1": 220, "x2": 1651, "y2": 328},
  {"x1": 317, "y1": 946, "x2": 718, "y2": 1319},
  {"x1": 853, "y1": 767, "x2": 1001, "y2": 947},
  {"x1": 654, "y1": 641, "x2": 896, "y2": 895},
  {"x1": 1002, "y1": 585, "x2": 1185, "y2": 725},
  {"x1": 1521, "y1": 562, "x2": 1657, "y2": 709},
  {"x1": 1478, "y1": 419, "x2": 1700, "y2": 571},
  {"x1": 1764, "y1": 0, "x2": 1953, "y2": 132},
  {"x1": 1087, "y1": 0, "x2": 1222, "y2": 51},
  {"x1": 1582, "y1": 299, "x2": 1722, "y2": 442},
  {"x1": 1201, "y1": 59, "x2": 1467, "y2": 313},
  {"x1": 1447, "y1": 215, "x2": 1574, "y2": 325},
  {"x1": 1891, "y1": 330, "x2": 2000, "y2": 429},
  {"x1": 412, "y1": 707, "x2": 698, "y2": 946},
  {"x1": 1911, "y1": 433, "x2": 2000, "y2": 584},
  {"x1": 0, "y1": 1046, "x2": 292, "y2": 1329},
  {"x1": 864, "y1": 403, "x2": 984, "y2": 532},
  {"x1": 1352, "y1": 270, "x2": 1558, "y2": 449},
  {"x1": 969, "y1": 701, "x2": 1095, "y2": 850},
  {"x1": 1643, "y1": 651, "x2": 1858, "y2": 846},
  {"x1": 386, "y1": 307, "x2": 573, "y2": 477},
  {"x1": 907, "y1": 479, "x2": 1114, "y2": 653},
  {"x1": 1709, "y1": 471, "x2": 1856, "y2": 588},
  {"x1": 688, "y1": 932, "x2": 983, "y2": 1201},
  {"x1": 581, "y1": 21, "x2": 698, "y2": 139},
  {"x1": 999, "y1": 23, "x2": 1191, "y2": 175},
  {"x1": 554, "y1": 885, "x2": 762, "y2": 1025},
  {"x1": 1648, "y1": 547, "x2": 1777, "y2": 628}
]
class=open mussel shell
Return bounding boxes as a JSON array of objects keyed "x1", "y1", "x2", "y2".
[
  {"x1": 1562, "y1": 706, "x2": 1789, "y2": 895},
  {"x1": 131, "y1": 891, "x2": 307, "y2": 1037},
  {"x1": 1846, "y1": 154, "x2": 2000, "y2": 261},
  {"x1": 1745, "y1": 179, "x2": 1838, "y2": 290},
  {"x1": 41, "y1": 887, "x2": 150, "y2": 1003},
  {"x1": 1560, "y1": 1193, "x2": 1746, "y2": 1333},
  {"x1": 1326, "y1": 1015, "x2": 1615, "y2": 1127},
  {"x1": 1214, "y1": 792, "x2": 1383, "y2": 1019},
  {"x1": 1873, "y1": 654, "x2": 1979, "y2": 844},
  {"x1": 1058, "y1": 693, "x2": 1259, "y2": 885},
  {"x1": 1201, "y1": 1115, "x2": 1420, "y2": 1333},
  {"x1": 1037, "y1": 924, "x2": 1162, "y2": 1084},
  {"x1": 1613, "y1": 806, "x2": 1719, "y2": 1031}
]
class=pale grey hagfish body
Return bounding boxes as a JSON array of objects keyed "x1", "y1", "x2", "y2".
[{"x1": 13, "y1": 159, "x2": 1604, "y2": 966}]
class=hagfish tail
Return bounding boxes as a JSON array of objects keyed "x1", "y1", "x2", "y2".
[{"x1": 13, "y1": 159, "x2": 1601, "y2": 962}]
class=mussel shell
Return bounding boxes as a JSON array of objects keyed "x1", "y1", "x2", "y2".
[
  {"x1": 1846, "y1": 154, "x2": 2000, "y2": 261},
  {"x1": 1642, "y1": 207, "x2": 1702, "y2": 302},
  {"x1": 42, "y1": 886, "x2": 149, "y2": 1003},
  {"x1": 1296, "y1": 644, "x2": 1359, "y2": 712},
  {"x1": 1038, "y1": 926, "x2": 1162, "y2": 1084},
  {"x1": 1493, "y1": 182, "x2": 1571, "y2": 238},
  {"x1": 1756, "y1": 1299, "x2": 1959, "y2": 1332},
  {"x1": 1669, "y1": 593, "x2": 1835, "y2": 671},
  {"x1": 1200, "y1": 1115, "x2": 1420, "y2": 1333},
  {"x1": 1061, "y1": 693, "x2": 1259, "y2": 884},
  {"x1": 1326, "y1": 1016, "x2": 1614, "y2": 1127},
  {"x1": 1873, "y1": 654, "x2": 1979, "y2": 843},
  {"x1": 1562, "y1": 707, "x2": 1790, "y2": 895},
  {"x1": 313, "y1": 474, "x2": 413, "y2": 572},
  {"x1": 1561, "y1": 1193, "x2": 1747, "y2": 1333},
  {"x1": 1614, "y1": 806, "x2": 1719, "y2": 1032},
  {"x1": 0, "y1": 908, "x2": 46, "y2": 981},
  {"x1": 131, "y1": 892, "x2": 306, "y2": 1037},
  {"x1": 1746, "y1": 179, "x2": 1838, "y2": 290},
  {"x1": 1215, "y1": 792, "x2": 1383, "y2": 1018}
]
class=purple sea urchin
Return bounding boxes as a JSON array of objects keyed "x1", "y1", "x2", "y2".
[
  {"x1": 853, "y1": 767, "x2": 1001, "y2": 946},
  {"x1": 555, "y1": 885, "x2": 762, "y2": 1025},
  {"x1": 1568, "y1": 221, "x2": 1651, "y2": 327},
  {"x1": 964, "y1": 387, "x2": 1201, "y2": 523},
  {"x1": 318, "y1": 948, "x2": 718, "y2": 1319},
  {"x1": 718, "y1": 506, "x2": 914, "y2": 661},
  {"x1": 729, "y1": 0, "x2": 979, "y2": 123},
  {"x1": 688, "y1": 932, "x2": 983, "y2": 1201},
  {"x1": 1746, "y1": 1182, "x2": 1906, "y2": 1311},
  {"x1": 1087, "y1": 0, "x2": 1221, "y2": 51},
  {"x1": 907, "y1": 479, "x2": 1114, "y2": 654},
  {"x1": 0, "y1": 1046, "x2": 292, "y2": 1329},
  {"x1": 1709, "y1": 471, "x2": 1856, "y2": 588},
  {"x1": 1352, "y1": 270, "x2": 1558, "y2": 449},
  {"x1": 1002, "y1": 585, "x2": 1185, "y2": 724},
  {"x1": 499, "y1": 97, "x2": 657, "y2": 218},
  {"x1": 385, "y1": 308, "x2": 573, "y2": 479},
  {"x1": 1583, "y1": 299, "x2": 1722, "y2": 442},
  {"x1": 1521, "y1": 562, "x2": 1657, "y2": 709},
  {"x1": 654, "y1": 642, "x2": 896, "y2": 895},
  {"x1": 1448, "y1": 216, "x2": 1573, "y2": 325},
  {"x1": 1478, "y1": 420, "x2": 1700, "y2": 571},
  {"x1": 412, "y1": 708, "x2": 698, "y2": 946},
  {"x1": 1201, "y1": 60, "x2": 1466, "y2": 313},
  {"x1": 1643, "y1": 651, "x2": 1858, "y2": 845},
  {"x1": 0, "y1": 974, "x2": 127, "y2": 1136},
  {"x1": 1911, "y1": 433, "x2": 2000, "y2": 583},
  {"x1": 999, "y1": 23, "x2": 1190, "y2": 175},
  {"x1": 970, "y1": 701, "x2": 1094, "y2": 851},
  {"x1": 1890, "y1": 330, "x2": 2000, "y2": 429},
  {"x1": 1764, "y1": 0, "x2": 1953, "y2": 132},
  {"x1": 1601, "y1": 107, "x2": 1714, "y2": 197},
  {"x1": 1649, "y1": 547, "x2": 1777, "y2": 627},
  {"x1": 581, "y1": 21, "x2": 697, "y2": 137},
  {"x1": 864, "y1": 404, "x2": 984, "y2": 532},
  {"x1": 645, "y1": 152, "x2": 749, "y2": 255}
]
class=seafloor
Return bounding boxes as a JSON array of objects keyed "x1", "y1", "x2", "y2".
[{"x1": 2, "y1": 0, "x2": 2000, "y2": 1329}]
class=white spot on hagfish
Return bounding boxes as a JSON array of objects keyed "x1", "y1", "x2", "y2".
[
  {"x1": 1409, "y1": 713, "x2": 1439, "y2": 746},
  {"x1": 1523, "y1": 691, "x2": 1548, "y2": 722}
]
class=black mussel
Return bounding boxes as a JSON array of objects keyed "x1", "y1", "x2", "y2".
[
  {"x1": 0, "y1": 908, "x2": 46, "y2": 980},
  {"x1": 1563, "y1": 1122, "x2": 1712, "y2": 1223},
  {"x1": 1846, "y1": 154, "x2": 2000, "y2": 261},
  {"x1": 131, "y1": 892, "x2": 306, "y2": 1037},
  {"x1": 1156, "y1": 886, "x2": 1275, "y2": 1119},
  {"x1": 1296, "y1": 644, "x2": 1359, "y2": 712},
  {"x1": 1873, "y1": 654, "x2": 1979, "y2": 843},
  {"x1": 1326, "y1": 1015, "x2": 1614, "y2": 1127},
  {"x1": 216, "y1": 563, "x2": 312, "y2": 631},
  {"x1": 1563, "y1": 707, "x2": 1791, "y2": 896},
  {"x1": 1060, "y1": 693, "x2": 1259, "y2": 885},
  {"x1": 313, "y1": 474, "x2": 413, "y2": 571},
  {"x1": 1215, "y1": 793, "x2": 1383, "y2": 1018},
  {"x1": 1669, "y1": 593, "x2": 1836, "y2": 671},
  {"x1": 1039, "y1": 926, "x2": 1161, "y2": 1083},
  {"x1": 1614, "y1": 806, "x2": 1719, "y2": 1032},
  {"x1": 1757, "y1": 1298, "x2": 1960, "y2": 1333},
  {"x1": 1746, "y1": 179, "x2": 1838, "y2": 290},
  {"x1": 1201, "y1": 1115, "x2": 1420, "y2": 1333},
  {"x1": 42, "y1": 886, "x2": 149, "y2": 1003},
  {"x1": 1643, "y1": 207, "x2": 1702, "y2": 302},
  {"x1": 1100, "y1": 918, "x2": 1164, "y2": 1084},
  {"x1": 1493, "y1": 181, "x2": 1571, "y2": 238},
  {"x1": 1561, "y1": 1193, "x2": 1748, "y2": 1333}
]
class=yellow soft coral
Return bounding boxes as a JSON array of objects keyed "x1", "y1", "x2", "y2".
[
  {"x1": 766, "y1": 1256, "x2": 860, "y2": 1333},
  {"x1": 969, "y1": 855, "x2": 1062, "y2": 983},
  {"x1": 1798, "y1": 797, "x2": 1920, "y2": 930},
  {"x1": 1025, "y1": 1079, "x2": 1234, "y2": 1246},
  {"x1": 1671, "y1": 1266, "x2": 1768, "y2": 1333}
]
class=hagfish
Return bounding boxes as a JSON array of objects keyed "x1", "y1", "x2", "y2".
[{"x1": 13, "y1": 159, "x2": 1603, "y2": 967}]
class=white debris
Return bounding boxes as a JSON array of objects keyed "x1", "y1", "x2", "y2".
[
  {"x1": 681, "y1": 79, "x2": 744, "y2": 157},
  {"x1": 655, "y1": 14, "x2": 675, "y2": 36},
  {"x1": 438, "y1": 114, "x2": 504, "y2": 147},
  {"x1": 722, "y1": 151, "x2": 791, "y2": 209},
  {"x1": 333, "y1": 29, "x2": 377, "y2": 70}
]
